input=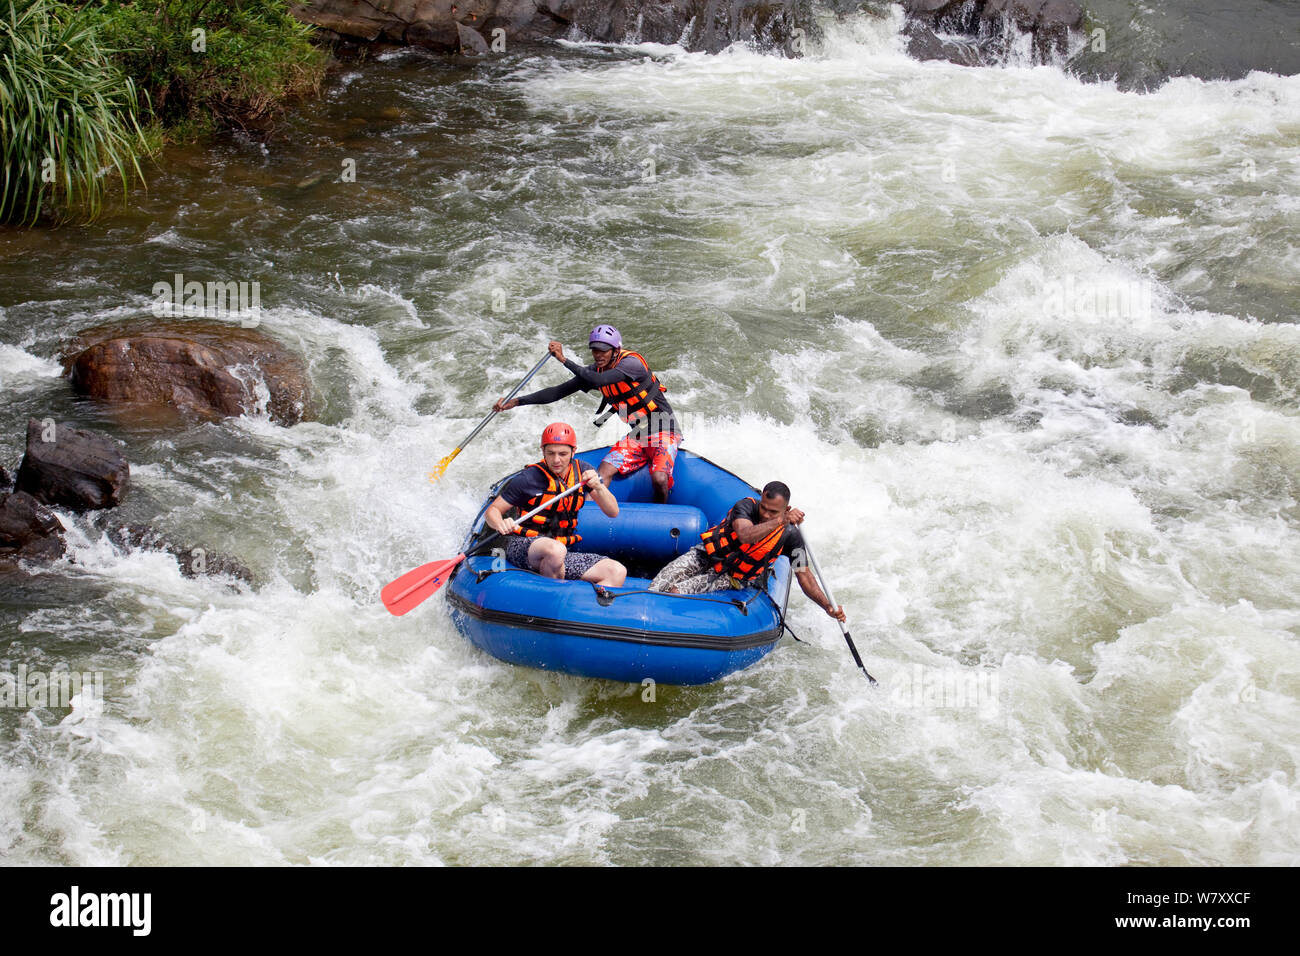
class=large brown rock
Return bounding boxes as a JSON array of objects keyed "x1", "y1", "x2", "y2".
[
  {"x1": 15, "y1": 420, "x2": 129, "y2": 513},
  {"x1": 0, "y1": 491, "x2": 66, "y2": 563},
  {"x1": 63, "y1": 320, "x2": 314, "y2": 427}
]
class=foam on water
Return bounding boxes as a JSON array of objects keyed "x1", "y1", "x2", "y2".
[
  {"x1": 0, "y1": 343, "x2": 63, "y2": 395},
  {"x1": 1, "y1": 11, "x2": 1297, "y2": 865}
]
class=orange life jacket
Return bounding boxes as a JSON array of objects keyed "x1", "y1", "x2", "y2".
[
  {"x1": 699, "y1": 498, "x2": 786, "y2": 583},
  {"x1": 595, "y1": 349, "x2": 667, "y2": 427},
  {"x1": 513, "y1": 461, "x2": 585, "y2": 545}
]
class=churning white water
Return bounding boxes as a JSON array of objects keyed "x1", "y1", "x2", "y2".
[{"x1": 0, "y1": 10, "x2": 1297, "y2": 864}]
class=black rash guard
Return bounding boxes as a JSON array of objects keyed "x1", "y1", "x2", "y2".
[{"x1": 515, "y1": 354, "x2": 681, "y2": 438}]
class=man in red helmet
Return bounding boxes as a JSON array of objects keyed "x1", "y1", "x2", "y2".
[
  {"x1": 649, "y1": 481, "x2": 846, "y2": 621},
  {"x1": 492, "y1": 325, "x2": 682, "y2": 504},
  {"x1": 483, "y1": 422, "x2": 626, "y2": 587}
]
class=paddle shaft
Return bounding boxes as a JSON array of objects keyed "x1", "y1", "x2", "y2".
[
  {"x1": 467, "y1": 477, "x2": 589, "y2": 560},
  {"x1": 387, "y1": 478, "x2": 588, "y2": 608},
  {"x1": 455, "y1": 351, "x2": 552, "y2": 450},
  {"x1": 801, "y1": 537, "x2": 877, "y2": 685}
]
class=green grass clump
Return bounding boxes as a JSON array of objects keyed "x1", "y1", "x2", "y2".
[
  {"x1": 94, "y1": 0, "x2": 329, "y2": 136},
  {"x1": 2, "y1": 2, "x2": 329, "y2": 225},
  {"x1": 0, "y1": 0, "x2": 150, "y2": 224}
]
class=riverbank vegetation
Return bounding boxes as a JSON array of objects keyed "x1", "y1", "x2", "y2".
[
  {"x1": 95, "y1": 0, "x2": 329, "y2": 136},
  {"x1": 1, "y1": 0, "x2": 329, "y2": 226}
]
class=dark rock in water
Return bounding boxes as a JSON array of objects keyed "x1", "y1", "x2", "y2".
[
  {"x1": 63, "y1": 319, "x2": 314, "y2": 427},
  {"x1": 899, "y1": 0, "x2": 1082, "y2": 64},
  {"x1": 100, "y1": 522, "x2": 257, "y2": 587},
  {"x1": 457, "y1": 22, "x2": 492, "y2": 55},
  {"x1": 0, "y1": 465, "x2": 12, "y2": 492},
  {"x1": 0, "y1": 491, "x2": 66, "y2": 564},
  {"x1": 1034, "y1": 0, "x2": 1083, "y2": 57},
  {"x1": 900, "y1": 20, "x2": 985, "y2": 67},
  {"x1": 405, "y1": 18, "x2": 459, "y2": 50},
  {"x1": 15, "y1": 419, "x2": 130, "y2": 513},
  {"x1": 689, "y1": 0, "x2": 807, "y2": 55},
  {"x1": 983, "y1": 0, "x2": 1045, "y2": 29},
  {"x1": 898, "y1": 0, "x2": 980, "y2": 30},
  {"x1": 291, "y1": 0, "x2": 810, "y2": 55}
]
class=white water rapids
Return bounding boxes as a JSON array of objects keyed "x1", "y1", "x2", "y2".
[{"x1": 0, "y1": 10, "x2": 1297, "y2": 865}]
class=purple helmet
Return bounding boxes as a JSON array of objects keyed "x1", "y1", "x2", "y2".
[{"x1": 588, "y1": 325, "x2": 621, "y2": 351}]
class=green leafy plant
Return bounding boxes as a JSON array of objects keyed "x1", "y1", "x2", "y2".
[
  {"x1": 94, "y1": 0, "x2": 329, "y2": 136},
  {"x1": 0, "y1": 0, "x2": 151, "y2": 224}
]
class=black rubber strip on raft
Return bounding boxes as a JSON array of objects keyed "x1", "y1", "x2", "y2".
[{"x1": 445, "y1": 590, "x2": 782, "y2": 652}]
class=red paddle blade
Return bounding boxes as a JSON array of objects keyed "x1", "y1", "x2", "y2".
[{"x1": 381, "y1": 554, "x2": 466, "y2": 616}]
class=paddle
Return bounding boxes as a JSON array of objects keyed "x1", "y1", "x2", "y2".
[
  {"x1": 800, "y1": 538, "x2": 877, "y2": 685},
  {"x1": 382, "y1": 479, "x2": 588, "y2": 616},
  {"x1": 428, "y1": 350, "x2": 552, "y2": 481}
]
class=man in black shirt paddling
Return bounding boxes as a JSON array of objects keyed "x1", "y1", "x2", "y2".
[
  {"x1": 492, "y1": 325, "x2": 682, "y2": 503},
  {"x1": 483, "y1": 422, "x2": 626, "y2": 587}
]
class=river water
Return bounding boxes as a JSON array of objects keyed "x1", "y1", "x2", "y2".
[{"x1": 0, "y1": 8, "x2": 1297, "y2": 865}]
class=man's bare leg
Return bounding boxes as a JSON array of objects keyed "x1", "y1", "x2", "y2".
[
  {"x1": 527, "y1": 538, "x2": 566, "y2": 579},
  {"x1": 582, "y1": 558, "x2": 627, "y2": 588},
  {"x1": 650, "y1": 468, "x2": 670, "y2": 504}
]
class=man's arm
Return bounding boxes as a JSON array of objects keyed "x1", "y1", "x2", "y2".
[
  {"x1": 561, "y1": 357, "x2": 633, "y2": 388},
  {"x1": 515, "y1": 377, "x2": 585, "y2": 405},
  {"x1": 730, "y1": 506, "x2": 805, "y2": 545},
  {"x1": 484, "y1": 495, "x2": 520, "y2": 535},
  {"x1": 794, "y1": 567, "x2": 847, "y2": 622},
  {"x1": 494, "y1": 376, "x2": 584, "y2": 412},
  {"x1": 484, "y1": 471, "x2": 540, "y2": 534},
  {"x1": 582, "y1": 468, "x2": 619, "y2": 518}
]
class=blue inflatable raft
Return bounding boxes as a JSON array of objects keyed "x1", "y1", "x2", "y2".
[{"x1": 445, "y1": 448, "x2": 793, "y2": 685}]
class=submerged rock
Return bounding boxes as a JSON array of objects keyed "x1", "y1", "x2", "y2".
[
  {"x1": 63, "y1": 320, "x2": 314, "y2": 427},
  {"x1": 98, "y1": 522, "x2": 256, "y2": 587},
  {"x1": 15, "y1": 419, "x2": 130, "y2": 513},
  {"x1": 0, "y1": 491, "x2": 66, "y2": 564}
]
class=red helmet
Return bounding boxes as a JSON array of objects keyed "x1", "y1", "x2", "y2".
[{"x1": 540, "y1": 422, "x2": 577, "y2": 449}]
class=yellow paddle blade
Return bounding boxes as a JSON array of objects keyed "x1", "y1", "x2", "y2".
[{"x1": 428, "y1": 448, "x2": 460, "y2": 482}]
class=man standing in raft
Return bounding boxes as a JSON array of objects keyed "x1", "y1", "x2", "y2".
[
  {"x1": 493, "y1": 325, "x2": 682, "y2": 503},
  {"x1": 484, "y1": 422, "x2": 627, "y2": 587},
  {"x1": 650, "y1": 481, "x2": 846, "y2": 621}
]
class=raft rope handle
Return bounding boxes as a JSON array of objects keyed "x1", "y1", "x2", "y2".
[
  {"x1": 587, "y1": 582, "x2": 810, "y2": 643},
  {"x1": 766, "y1": 594, "x2": 808, "y2": 644},
  {"x1": 468, "y1": 561, "x2": 771, "y2": 619},
  {"x1": 470, "y1": 566, "x2": 751, "y2": 614},
  {"x1": 589, "y1": 582, "x2": 751, "y2": 613}
]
